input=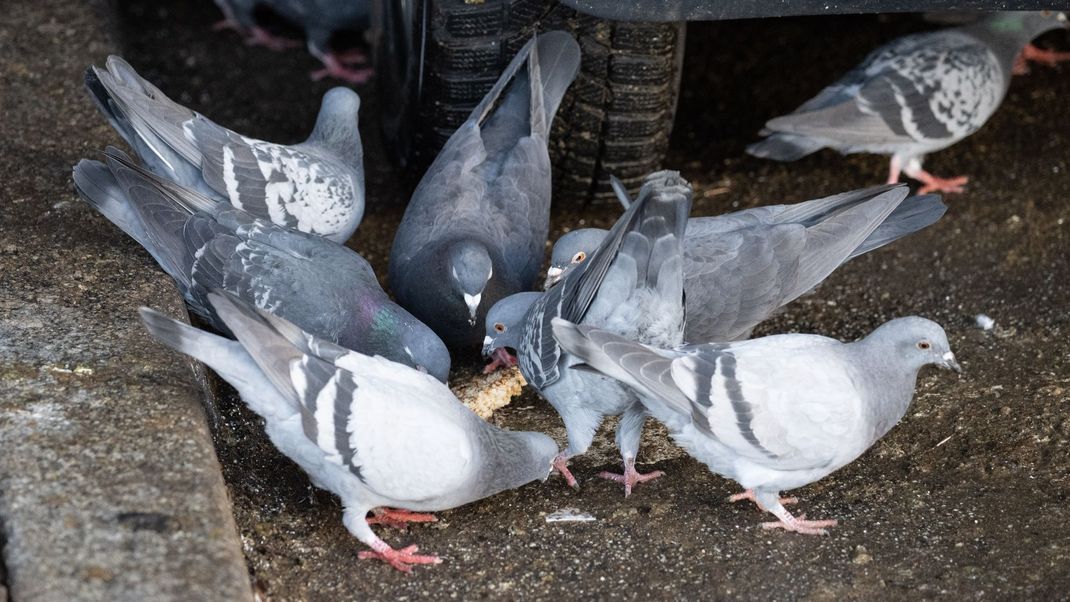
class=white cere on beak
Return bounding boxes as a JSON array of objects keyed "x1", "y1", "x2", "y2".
[
  {"x1": 464, "y1": 293, "x2": 482, "y2": 325},
  {"x1": 546, "y1": 266, "x2": 563, "y2": 279},
  {"x1": 483, "y1": 335, "x2": 493, "y2": 347}
]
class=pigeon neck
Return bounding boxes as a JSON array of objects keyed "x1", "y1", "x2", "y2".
[
  {"x1": 474, "y1": 427, "x2": 553, "y2": 498},
  {"x1": 309, "y1": 111, "x2": 363, "y2": 168},
  {"x1": 967, "y1": 14, "x2": 1063, "y2": 71},
  {"x1": 849, "y1": 338, "x2": 922, "y2": 441}
]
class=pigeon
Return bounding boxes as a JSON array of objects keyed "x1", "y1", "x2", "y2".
[
  {"x1": 86, "y1": 56, "x2": 365, "y2": 243},
  {"x1": 389, "y1": 32, "x2": 581, "y2": 349},
  {"x1": 551, "y1": 316, "x2": 961, "y2": 534},
  {"x1": 212, "y1": 0, "x2": 374, "y2": 83},
  {"x1": 544, "y1": 183, "x2": 945, "y2": 343},
  {"x1": 484, "y1": 170, "x2": 692, "y2": 495},
  {"x1": 140, "y1": 292, "x2": 557, "y2": 572},
  {"x1": 73, "y1": 147, "x2": 450, "y2": 382},
  {"x1": 747, "y1": 12, "x2": 1069, "y2": 194}
]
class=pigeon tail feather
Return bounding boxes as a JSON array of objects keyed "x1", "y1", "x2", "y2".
[
  {"x1": 528, "y1": 31, "x2": 582, "y2": 138},
  {"x1": 849, "y1": 194, "x2": 947, "y2": 259},
  {"x1": 746, "y1": 132, "x2": 825, "y2": 162},
  {"x1": 550, "y1": 319, "x2": 691, "y2": 425},
  {"x1": 72, "y1": 158, "x2": 150, "y2": 248}
]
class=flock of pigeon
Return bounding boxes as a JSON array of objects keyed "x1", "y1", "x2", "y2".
[{"x1": 72, "y1": 12, "x2": 1066, "y2": 572}]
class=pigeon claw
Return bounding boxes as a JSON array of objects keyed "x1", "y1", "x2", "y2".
[
  {"x1": 482, "y1": 348, "x2": 518, "y2": 374},
  {"x1": 553, "y1": 453, "x2": 580, "y2": 490},
  {"x1": 311, "y1": 52, "x2": 375, "y2": 85},
  {"x1": 244, "y1": 26, "x2": 303, "y2": 52},
  {"x1": 596, "y1": 459, "x2": 664, "y2": 497},
  {"x1": 367, "y1": 508, "x2": 438, "y2": 531},
  {"x1": 904, "y1": 166, "x2": 969, "y2": 195},
  {"x1": 761, "y1": 513, "x2": 839, "y2": 536},
  {"x1": 1016, "y1": 43, "x2": 1070, "y2": 74},
  {"x1": 358, "y1": 544, "x2": 442, "y2": 573}
]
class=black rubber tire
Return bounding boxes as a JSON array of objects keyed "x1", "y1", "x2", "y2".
[{"x1": 378, "y1": 0, "x2": 685, "y2": 204}]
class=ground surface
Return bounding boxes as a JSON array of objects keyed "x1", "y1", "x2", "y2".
[{"x1": 11, "y1": 1, "x2": 1070, "y2": 599}]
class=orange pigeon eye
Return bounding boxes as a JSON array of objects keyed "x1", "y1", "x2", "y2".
[
  {"x1": 494, "y1": 323, "x2": 506, "y2": 333},
  {"x1": 572, "y1": 251, "x2": 587, "y2": 264}
]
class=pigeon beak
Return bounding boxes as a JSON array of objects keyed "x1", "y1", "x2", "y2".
[
  {"x1": 464, "y1": 293, "x2": 482, "y2": 326},
  {"x1": 940, "y1": 351, "x2": 962, "y2": 373},
  {"x1": 481, "y1": 335, "x2": 494, "y2": 358},
  {"x1": 544, "y1": 266, "x2": 564, "y2": 288}
]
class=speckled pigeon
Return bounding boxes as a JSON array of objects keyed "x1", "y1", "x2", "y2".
[
  {"x1": 73, "y1": 147, "x2": 449, "y2": 381},
  {"x1": 87, "y1": 56, "x2": 365, "y2": 243},
  {"x1": 389, "y1": 32, "x2": 581, "y2": 349},
  {"x1": 552, "y1": 316, "x2": 960, "y2": 534},
  {"x1": 747, "y1": 12, "x2": 1069, "y2": 194},
  {"x1": 140, "y1": 292, "x2": 556, "y2": 572},
  {"x1": 485, "y1": 170, "x2": 692, "y2": 496},
  {"x1": 212, "y1": 0, "x2": 374, "y2": 83},
  {"x1": 545, "y1": 183, "x2": 945, "y2": 343}
]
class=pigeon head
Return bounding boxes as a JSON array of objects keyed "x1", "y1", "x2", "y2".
[
  {"x1": 447, "y1": 240, "x2": 496, "y2": 327},
  {"x1": 545, "y1": 228, "x2": 608, "y2": 288},
  {"x1": 868, "y1": 316, "x2": 961, "y2": 373},
  {"x1": 398, "y1": 326, "x2": 452, "y2": 383},
  {"x1": 984, "y1": 11, "x2": 1068, "y2": 43},
  {"x1": 482, "y1": 292, "x2": 542, "y2": 358},
  {"x1": 309, "y1": 87, "x2": 362, "y2": 161},
  {"x1": 477, "y1": 428, "x2": 559, "y2": 498}
]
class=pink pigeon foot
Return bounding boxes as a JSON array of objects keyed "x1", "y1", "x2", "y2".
[
  {"x1": 358, "y1": 540, "x2": 442, "y2": 573},
  {"x1": 482, "y1": 348, "x2": 518, "y2": 374},
  {"x1": 311, "y1": 53, "x2": 374, "y2": 85},
  {"x1": 212, "y1": 18, "x2": 242, "y2": 33},
  {"x1": 367, "y1": 508, "x2": 438, "y2": 530},
  {"x1": 597, "y1": 458, "x2": 664, "y2": 497},
  {"x1": 334, "y1": 47, "x2": 369, "y2": 65},
  {"x1": 553, "y1": 453, "x2": 580, "y2": 490},
  {"x1": 244, "y1": 26, "x2": 303, "y2": 51},
  {"x1": 890, "y1": 156, "x2": 969, "y2": 194},
  {"x1": 727, "y1": 489, "x2": 799, "y2": 508},
  {"x1": 913, "y1": 172, "x2": 969, "y2": 194},
  {"x1": 761, "y1": 509, "x2": 839, "y2": 536},
  {"x1": 1014, "y1": 43, "x2": 1070, "y2": 74}
]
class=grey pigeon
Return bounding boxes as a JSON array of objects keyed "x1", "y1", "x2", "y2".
[
  {"x1": 140, "y1": 292, "x2": 556, "y2": 571},
  {"x1": 389, "y1": 32, "x2": 581, "y2": 349},
  {"x1": 213, "y1": 0, "x2": 374, "y2": 83},
  {"x1": 73, "y1": 147, "x2": 450, "y2": 382},
  {"x1": 747, "y1": 12, "x2": 1068, "y2": 194},
  {"x1": 87, "y1": 56, "x2": 365, "y2": 243},
  {"x1": 546, "y1": 183, "x2": 945, "y2": 343},
  {"x1": 484, "y1": 170, "x2": 692, "y2": 495},
  {"x1": 552, "y1": 316, "x2": 961, "y2": 534}
]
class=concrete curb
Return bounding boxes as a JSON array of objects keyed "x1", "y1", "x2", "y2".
[{"x1": 0, "y1": 1, "x2": 253, "y2": 599}]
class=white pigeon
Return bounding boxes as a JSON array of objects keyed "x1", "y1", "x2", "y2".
[
  {"x1": 141, "y1": 292, "x2": 557, "y2": 571},
  {"x1": 552, "y1": 316, "x2": 961, "y2": 534}
]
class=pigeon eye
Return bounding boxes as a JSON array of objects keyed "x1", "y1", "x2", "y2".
[
  {"x1": 917, "y1": 341, "x2": 931, "y2": 350},
  {"x1": 571, "y1": 251, "x2": 586, "y2": 264},
  {"x1": 494, "y1": 322, "x2": 506, "y2": 333}
]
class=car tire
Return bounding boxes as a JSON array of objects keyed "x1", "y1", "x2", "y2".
[{"x1": 376, "y1": 0, "x2": 685, "y2": 204}]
